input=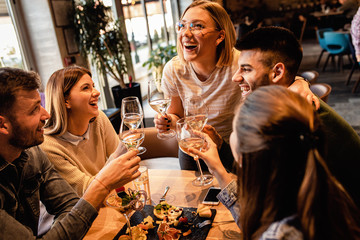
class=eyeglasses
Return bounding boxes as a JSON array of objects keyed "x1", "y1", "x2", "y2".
[{"x1": 176, "y1": 22, "x2": 219, "y2": 36}]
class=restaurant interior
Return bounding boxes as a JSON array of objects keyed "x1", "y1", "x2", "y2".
[
  {"x1": 1, "y1": 0, "x2": 360, "y2": 239},
  {"x1": 1, "y1": 0, "x2": 359, "y2": 135}
]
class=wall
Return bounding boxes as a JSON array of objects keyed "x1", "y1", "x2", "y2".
[{"x1": 16, "y1": 0, "x2": 63, "y2": 85}]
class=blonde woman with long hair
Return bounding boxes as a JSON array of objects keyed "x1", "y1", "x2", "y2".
[{"x1": 155, "y1": 0, "x2": 318, "y2": 172}]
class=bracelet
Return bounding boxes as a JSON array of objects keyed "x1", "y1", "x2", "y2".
[{"x1": 94, "y1": 178, "x2": 111, "y2": 193}]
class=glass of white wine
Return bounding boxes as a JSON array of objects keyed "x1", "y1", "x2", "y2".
[
  {"x1": 184, "y1": 96, "x2": 208, "y2": 131},
  {"x1": 176, "y1": 118, "x2": 213, "y2": 187},
  {"x1": 148, "y1": 78, "x2": 176, "y2": 139},
  {"x1": 119, "y1": 117, "x2": 145, "y2": 154},
  {"x1": 121, "y1": 96, "x2": 146, "y2": 154}
]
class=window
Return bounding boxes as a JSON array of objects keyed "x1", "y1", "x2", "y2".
[{"x1": 0, "y1": 0, "x2": 25, "y2": 69}]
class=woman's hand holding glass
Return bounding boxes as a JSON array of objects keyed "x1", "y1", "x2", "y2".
[
  {"x1": 188, "y1": 132, "x2": 232, "y2": 189},
  {"x1": 187, "y1": 131, "x2": 222, "y2": 175},
  {"x1": 176, "y1": 118, "x2": 213, "y2": 186}
]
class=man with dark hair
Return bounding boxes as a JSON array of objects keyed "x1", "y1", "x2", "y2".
[
  {"x1": 0, "y1": 67, "x2": 141, "y2": 239},
  {"x1": 231, "y1": 26, "x2": 360, "y2": 207}
]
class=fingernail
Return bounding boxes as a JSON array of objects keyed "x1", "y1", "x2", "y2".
[
  {"x1": 164, "y1": 118, "x2": 168, "y2": 120},
  {"x1": 167, "y1": 125, "x2": 170, "y2": 127},
  {"x1": 167, "y1": 120, "x2": 171, "y2": 123}
]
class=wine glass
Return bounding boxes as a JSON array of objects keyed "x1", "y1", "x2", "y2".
[
  {"x1": 121, "y1": 96, "x2": 146, "y2": 154},
  {"x1": 148, "y1": 77, "x2": 176, "y2": 139},
  {"x1": 184, "y1": 96, "x2": 209, "y2": 131},
  {"x1": 176, "y1": 118, "x2": 213, "y2": 187},
  {"x1": 106, "y1": 189, "x2": 147, "y2": 238},
  {"x1": 119, "y1": 117, "x2": 146, "y2": 154}
]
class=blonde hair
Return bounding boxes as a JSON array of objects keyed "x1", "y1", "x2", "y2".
[
  {"x1": 176, "y1": 0, "x2": 236, "y2": 67},
  {"x1": 44, "y1": 66, "x2": 92, "y2": 136}
]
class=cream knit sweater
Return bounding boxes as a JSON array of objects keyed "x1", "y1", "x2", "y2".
[{"x1": 40, "y1": 111, "x2": 122, "y2": 196}]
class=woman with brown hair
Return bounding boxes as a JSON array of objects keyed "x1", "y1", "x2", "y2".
[{"x1": 191, "y1": 85, "x2": 360, "y2": 239}]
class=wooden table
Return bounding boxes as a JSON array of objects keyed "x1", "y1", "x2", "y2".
[{"x1": 84, "y1": 169, "x2": 241, "y2": 239}]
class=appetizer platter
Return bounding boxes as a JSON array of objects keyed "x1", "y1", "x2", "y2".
[{"x1": 114, "y1": 202, "x2": 216, "y2": 240}]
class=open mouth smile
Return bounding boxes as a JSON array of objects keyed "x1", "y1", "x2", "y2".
[{"x1": 183, "y1": 42, "x2": 197, "y2": 50}]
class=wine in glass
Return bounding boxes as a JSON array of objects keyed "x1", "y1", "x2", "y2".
[
  {"x1": 148, "y1": 78, "x2": 176, "y2": 139},
  {"x1": 121, "y1": 96, "x2": 146, "y2": 154},
  {"x1": 119, "y1": 118, "x2": 145, "y2": 154},
  {"x1": 176, "y1": 118, "x2": 213, "y2": 186},
  {"x1": 184, "y1": 96, "x2": 209, "y2": 131},
  {"x1": 106, "y1": 189, "x2": 147, "y2": 238}
]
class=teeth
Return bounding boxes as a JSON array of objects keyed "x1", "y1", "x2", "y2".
[
  {"x1": 183, "y1": 42, "x2": 196, "y2": 47},
  {"x1": 240, "y1": 86, "x2": 249, "y2": 92}
]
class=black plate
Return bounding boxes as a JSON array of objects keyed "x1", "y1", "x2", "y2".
[{"x1": 113, "y1": 205, "x2": 216, "y2": 240}]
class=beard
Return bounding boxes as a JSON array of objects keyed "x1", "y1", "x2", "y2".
[
  {"x1": 252, "y1": 73, "x2": 272, "y2": 91},
  {"x1": 8, "y1": 117, "x2": 44, "y2": 149}
]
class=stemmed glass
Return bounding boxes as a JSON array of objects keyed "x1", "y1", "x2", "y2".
[
  {"x1": 176, "y1": 118, "x2": 213, "y2": 186},
  {"x1": 148, "y1": 77, "x2": 176, "y2": 139},
  {"x1": 119, "y1": 117, "x2": 145, "y2": 154},
  {"x1": 106, "y1": 189, "x2": 147, "y2": 238},
  {"x1": 184, "y1": 96, "x2": 209, "y2": 131},
  {"x1": 121, "y1": 96, "x2": 146, "y2": 154}
]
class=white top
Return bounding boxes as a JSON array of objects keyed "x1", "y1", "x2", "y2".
[{"x1": 162, "y1": 49, "x2": 242, "y2": 142}]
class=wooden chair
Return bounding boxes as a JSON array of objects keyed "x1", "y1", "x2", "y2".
[
  {"x1": 310, "y1": 83, "x2": 332, "y2": 103},
  {"x1": 300, "y1": 70, "x2": 319, "y2": 84}
]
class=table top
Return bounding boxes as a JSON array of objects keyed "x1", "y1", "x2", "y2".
[{"x1": 84, "y1": 169, "x2": 241, "y2": 240}]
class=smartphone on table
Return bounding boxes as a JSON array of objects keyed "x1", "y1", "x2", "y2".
[{"x1": 202, "y1": 187, "x2": 221, "y2": 205}]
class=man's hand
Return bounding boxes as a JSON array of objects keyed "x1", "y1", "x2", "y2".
[
  {"x1": 98, "y1": 149, "x2": 141, "y2": 190},
  {"x1": 289, "y1": 78, "x2": 320, "y2": 109},
  {"x1": 83, "y1": 150, "x2": 141, "y2": 210}
]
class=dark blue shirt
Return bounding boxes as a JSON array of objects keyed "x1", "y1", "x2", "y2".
[{"x1": 0, "y1": 146, "x2": 98, "y2": 239}]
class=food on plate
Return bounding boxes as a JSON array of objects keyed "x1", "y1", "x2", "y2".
[
  {"x1": 157, "y1": 222, "x2": 181, "y2": 240},
  {"x1": 154, "y1": 201, "x2": 183, "y2": 220},
  {"x1": 178, "y1": 216, "x2": 188, "y2": 224},
  {"x1": 118, "y1": 235, "x2": 131, "y2": 240},
  {"x1": 197, "y1": 204, "x2": 212, "y2": 218},
  {"x1": 127, "y1": 225, "x2": 147, "y2": 240},
  {"x1": 138, "y1": 215, "x2": 155, "y2": 230},
  {"x1": 183, "y1": 229, "x2": 192, "y2": 237}
]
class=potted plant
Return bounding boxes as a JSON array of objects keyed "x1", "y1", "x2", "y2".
[
  {"x1": 142, "y1": 44, "x2": 177, "y2": 91},
  {"x1": 72, "y1": 0, "x2": 141, "y2": 108}
]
